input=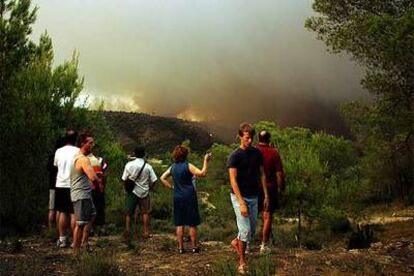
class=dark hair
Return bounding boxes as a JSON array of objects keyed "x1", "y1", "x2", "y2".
[
  {"x1": 172, "y1": 145, "x2": 188, "y2": 163},
  {"x1": 78, "y1": 131, "x2": 93, "y2": 147},
  {"x1": 258, "y1": 130, "x2": 271, "y2": 143},
  {"x1": 65, "y1": 129, "x2": 78, "y2": 145},
  {"x1": 238, "y1": 122, "x2": 255, "y2": 137},
  {"x1": 134, "y1": 146, "x2": 145, "y2": 158}
]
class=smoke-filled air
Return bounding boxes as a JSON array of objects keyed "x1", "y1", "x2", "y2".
[{"x1": 31, "y1": 0, "x2": 365, "y2": 129}]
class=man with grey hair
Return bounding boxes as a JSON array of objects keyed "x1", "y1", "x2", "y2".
[{"x1": 256, "y1": 130, "x2": 285, "y2": 255}]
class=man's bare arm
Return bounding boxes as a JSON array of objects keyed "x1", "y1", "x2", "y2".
[
  {"x1": 229, "y1": 168, "x2": 249, "y2": 217},
  {"x1": 79, "y1": 157, "x2": 100, "y2": 185}
]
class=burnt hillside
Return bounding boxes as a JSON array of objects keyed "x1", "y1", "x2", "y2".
[{"x1": 103, "y1": 111, "x2": 221, "y2": 155}]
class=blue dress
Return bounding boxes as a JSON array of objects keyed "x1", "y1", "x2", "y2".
[{"x1": 171, "y1": 162, "x2": 200, "y2": 226}]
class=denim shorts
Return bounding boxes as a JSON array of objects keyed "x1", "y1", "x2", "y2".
[{"x1": 230, "y1": 193, "x2": 258, "y2": 242}]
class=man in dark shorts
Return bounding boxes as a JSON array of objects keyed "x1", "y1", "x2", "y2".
[
  {"x1": 256, "y1": 130, "x2": 285, "y2": 255},
  {"x1": 71, "y1": 132, "x2": 101, "y2": 253},
  {"x1": 227, "y1": 123, "x2": 269, "y2": 274},
  {"x1": 54, "y1": 129, "x2": 79, "y2": 248}
]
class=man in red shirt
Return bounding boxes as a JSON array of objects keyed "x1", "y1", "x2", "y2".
[{"x1": 256, "y1": 130, "x2": 285, "y2": 255}]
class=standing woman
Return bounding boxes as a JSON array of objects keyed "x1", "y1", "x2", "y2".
[{"x1": 160, "y1": 145, "x2": 211, "y2": 253}]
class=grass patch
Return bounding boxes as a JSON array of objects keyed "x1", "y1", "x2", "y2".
[
  {"x1": 72, "y1": 251, "x2": 124, "y2": 276},
  {"x1": 211, "y1": 255, "x2": 277, "y2": 275},
  {"x1": 0, "y1": 256, "x2": 44, "y2": 276}
]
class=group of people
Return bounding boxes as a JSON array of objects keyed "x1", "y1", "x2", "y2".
[
  {"x1": 47, "y1": 123, "x2": 285, "y2": 273},
  {"x1": 48, "y1": 130, "x2": 107, "y2": 252}
]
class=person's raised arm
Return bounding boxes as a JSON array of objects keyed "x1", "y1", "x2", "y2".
[
  {"x1": 160, "y1": 167, "x2": 173, "y2": 190},
  {"x1": 228, "y1": 168, "x2": 249, "y2": 217},
  {"x1": 189, "y1": 153, "x2": 211, "y2": 177}
]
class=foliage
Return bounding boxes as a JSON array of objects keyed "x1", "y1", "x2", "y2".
[
  {"x1": 0, "y1": 0, "x2": 81, "y2": 235},
  {"x1": 0, "y1": 0, "x2": 127, "y2": 236},
  {"x1": 306, "y1": 0, "x2": 414, "y2": 201}
]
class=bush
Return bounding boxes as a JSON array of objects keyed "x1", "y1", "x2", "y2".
[{"x1": 319, "y1": 206, "x2": 351, "y2": 234}]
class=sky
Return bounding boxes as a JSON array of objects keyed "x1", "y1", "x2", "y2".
[{"x1": 31, "y1": 0, "x2": 366, "y2": 128}]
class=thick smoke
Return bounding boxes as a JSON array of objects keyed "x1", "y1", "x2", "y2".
[{"x1": 32, "y1": 0, "x2": 366, "y2": 132}]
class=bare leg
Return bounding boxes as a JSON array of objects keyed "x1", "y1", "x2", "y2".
[
  {"x1": 124, "y1": 214, "x2": 131, "y2": 241},
  {"x1": 58, "y1": 213, "x2": 67, "y2": 238},
  {"x1": 189, "y1": 226, "x2": 197, "y2": 248},
  {"x1": 142, "y1": 212, "x2": 150, "y2": 237},
  {"x1": 48, "y1": 210, "x2": 56, "y2": 229},
  {"x1": 262, "y1": 211, "x2": 272, "y2": 244},
  {"x1": 176, "y1": 226, "x2": 184, "y2": 249},
  {"x1": 81, "y1": 219, "x2": 94, "y2": 248},
  {"x1": 237, "y1": 239, "x2": 247, "y2": 267},
  {"x1": 231, "y1": 238, "x2": 241, "y2": 257},
  {"x1": 70, "y1": 214, "x2": 76, "y2": 246},
  {"x1": 73, "y1": 224, "x2": 82, "y2": 254}
]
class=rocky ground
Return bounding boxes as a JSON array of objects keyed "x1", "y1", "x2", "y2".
[{"x1": 1, "y1": 207, "x2": 413, "y2": 275}]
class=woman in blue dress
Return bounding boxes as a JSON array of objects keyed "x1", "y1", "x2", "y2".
[{"x1": 160, "y1": 145, "x2": 211, "y2": 253}]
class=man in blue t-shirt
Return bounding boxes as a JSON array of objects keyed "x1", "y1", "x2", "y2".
[{"x1": 227, "y1": 123, "x2": 269, "y2": 273}]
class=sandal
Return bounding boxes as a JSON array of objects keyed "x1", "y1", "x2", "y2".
[{"x1": 237, "y1": 264, "x2": 248, "y2": 275}]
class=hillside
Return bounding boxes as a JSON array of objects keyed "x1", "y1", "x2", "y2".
[{"x1": 103, "y1": 111, "x2": 222, "y2": 155}]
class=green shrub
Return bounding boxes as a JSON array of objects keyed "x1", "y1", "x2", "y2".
[{"x1": 319, "y1": 206, "x2": 351, "y2": 234}]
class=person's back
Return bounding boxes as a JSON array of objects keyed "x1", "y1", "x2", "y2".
[
  {"x1": 256, "y1": 144, "x2": 283, "y2": 187},
  {"x1": 55, "y1": 145, "x2": 80, "y2": 188},
  {"x1": 123, "y1": 158, "x2": 156, "y2": 198},
  {"x1": 171, "y1": 162, "x2": 194, "y2": 198}
]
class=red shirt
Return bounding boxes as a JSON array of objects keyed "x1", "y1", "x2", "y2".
[{"x1": 256, "y1": 143, "x2": 284, "y2": 189}]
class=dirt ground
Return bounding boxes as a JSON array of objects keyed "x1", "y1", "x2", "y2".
[{"x1": 1, "y1": 208, "x2": 414, "y2": 275}]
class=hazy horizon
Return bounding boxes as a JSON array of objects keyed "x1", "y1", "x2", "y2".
[{"x1": 31, "y1": 0, "x2": 366, "y2": 129}]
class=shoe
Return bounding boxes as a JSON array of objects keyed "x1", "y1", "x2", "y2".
[
  {"x1": 178, "y1": 248, "x2": 184, "y2": 254},
  {"x1": 191, "y1": 247, "x2": 200, "y2": 253},
  {"x1": 259, "y1": 244, "x2": 271, "y2": 255},
  {"x1": 56, "y1": 239, "x2": 68, "y2": 248}
]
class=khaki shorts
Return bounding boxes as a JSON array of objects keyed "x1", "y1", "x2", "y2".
[
  {"x1": 49, "y1": 189, "x2": 56, "y2": 210},
  {"x1": 125, "y1": 193, "x2": 150, "y2": 214}
]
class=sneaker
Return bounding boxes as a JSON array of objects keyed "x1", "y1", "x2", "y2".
[
  {"x1": 259, "y1": 244, "x2": 271, "y2": 255},
  {"x1": 191, "y1": 247, "x2": 200, "y2": 253},
  {"x1": 56, "y1": 239, "x2": 68, "y2": 248}
]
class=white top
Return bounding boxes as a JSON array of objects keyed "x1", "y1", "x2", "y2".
[
  {"x1": 54, "y1": 145, "x2": 80, "y2": 188},
  {"x1": 121, "y1": 158, "x2": 157, "y2": 198}
]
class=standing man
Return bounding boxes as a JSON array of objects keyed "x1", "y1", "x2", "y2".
[
  {"x1": 121, "y1": 146, "x2": 157, "y2": 241},
  {"x1": 70, "y1": 132, "x2": 100, "y2": 253},
  {"x1": 227, "y1": 123, "x2": 269, "y2": 274},
  {"x1": 256, "y1": 130, "x2": 285, "y2": 255},
  {"x1": 54, "y1": 129, "x2": 79, "y2": 248}
]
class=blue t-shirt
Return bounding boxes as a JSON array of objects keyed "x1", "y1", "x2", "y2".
[{"x1": 227, "y1": 146, "x2": 263, "y2": 198}]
